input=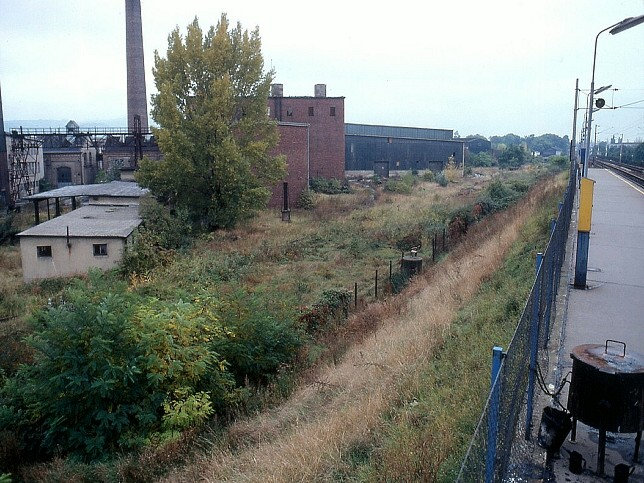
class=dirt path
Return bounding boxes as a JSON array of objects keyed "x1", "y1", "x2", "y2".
[{"x1": 165, "y1": 180, "x2": 560, "y2": 482}]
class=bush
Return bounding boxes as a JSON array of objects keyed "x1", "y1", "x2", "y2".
[
  {"x1": 309, "y1": 178, "x2": 350, "y2": 194},
  {"x1": 384, "y1": 173, "x2": 417, "y2": 194},
  {"x1": 120, "y1": 197, "x2": 193, "y2": 276},
  {"x1": 549, "y1": 155, "x2": 569, "y2": 170},
  {"x1": 0, "y1": 274, "x2": 235, "y2": 460},
  {"x1": 295, "y1": 189, "x2": 315, "y2": 210},
  {"x1": 436, "y1": 172, "x2": 448, "y2": 187},
  {"x1": 210, "y1": 289, "x2": 303, "y2": 385},
  {"x1": 498, "y1": 145, "x2": 527, "y2": 169},
  {"x1": 299, "y1": 289, "x2": 352, "y2": 334},
  {"x1": 421, "y1": 171, "x2": 435, "y2": 182},
  {"x1": 467, "y1": 152, "x2": 496, "y2": 167},
  {"x1": 0, "y1": 214, "x2": 18, "y2": 246}
]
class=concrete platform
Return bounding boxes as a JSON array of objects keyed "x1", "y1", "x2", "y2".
[{"x1": 553, "y1": 168, "x2": 644, "y2": 481}]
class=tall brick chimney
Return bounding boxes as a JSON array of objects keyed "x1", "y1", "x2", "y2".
[
  {"x1": 0, "y1": 83, "x2": 10, "y2": 208},
  {"x1": 125, "y1": 0, "x2": 149, "y2": 132}
]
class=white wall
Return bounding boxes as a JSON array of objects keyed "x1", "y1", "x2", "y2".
[{"x1": 20, "y1": 235, "x2": 128, "y2": 282}]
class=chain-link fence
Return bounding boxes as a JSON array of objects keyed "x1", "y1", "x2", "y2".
[{"x1": 457, "y1": 160, "x2": 577, "y2": 482}]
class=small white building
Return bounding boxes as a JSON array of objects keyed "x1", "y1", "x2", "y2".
[{"x1": 18, "y1": 204, "x2": 141, "y2": 282}]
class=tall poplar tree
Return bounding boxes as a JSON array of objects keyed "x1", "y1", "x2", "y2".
[{"x1": 137, "y1": 15, "x2": 285, "y2": 229}]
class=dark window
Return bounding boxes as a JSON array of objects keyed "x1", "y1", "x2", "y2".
[
  {"x1": 308, "y1": 106, "x2": 314, "y2": 116},
  {"x1": 286, "y1": 108, "x2": 293, "y2": 117},
  {"x1": 37, "y1": 245, "x2": 52, "y2": 258},
  {"x1": 93, "y1": 243, "x2": 108, "y2": 256},
  {"x1": 330, "y1": 106, "x2": 336, "y2": 116}
]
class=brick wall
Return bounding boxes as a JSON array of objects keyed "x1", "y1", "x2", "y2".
[
  {"x1": 269, "y1": 123, "x2": 309, "y2": 208},
  {"x1": 268, "y1": 95, "x2": 345, "y2": 180}
]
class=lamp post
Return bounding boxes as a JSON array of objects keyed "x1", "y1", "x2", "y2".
[{"x1": 584, "y1": 15, "x2": 644, "y2": 176}]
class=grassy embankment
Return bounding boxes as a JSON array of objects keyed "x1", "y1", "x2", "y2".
[{"x1": 158, "y1": 172, "x2": 567, "y2": 481}]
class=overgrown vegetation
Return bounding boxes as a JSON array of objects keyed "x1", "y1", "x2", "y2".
[
  {"x1": 350, "y1": 178, "x2": 564, "y2": 481},
  {"x1": 309, "y1": 177, "x2": 351, "y2": 194},
  {"x1": 0, "y1": 162, "x2": 567, "y2": 479}
]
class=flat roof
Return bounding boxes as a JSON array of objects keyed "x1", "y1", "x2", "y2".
[
  {"x1": 18, "y1": 204, "x2": 141, "y2": 238},
  {"x1": 25, "y1": 181, "x2": 148, "y2": 200}
]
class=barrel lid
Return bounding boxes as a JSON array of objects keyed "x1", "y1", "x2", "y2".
[{"x1": 571, "y1": 344, "x2": 644, "y2": 375}]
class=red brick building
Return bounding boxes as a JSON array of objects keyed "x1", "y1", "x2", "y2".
[
  {"x1": 269, "y1": 122, "x2": 309, "y2": 208},
  {"x1": 268, "y1": 84, "x2": 345, "y2": 180}
]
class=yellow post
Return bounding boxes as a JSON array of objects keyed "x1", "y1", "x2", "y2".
[
  {"x1": 574, "y1": 177, "x2": 595, "y2": 288},
  {"x1": 578, "y1": 177, "x2": 595, "y2": 232}
]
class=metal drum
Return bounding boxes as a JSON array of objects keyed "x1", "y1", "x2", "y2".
[{"x1": 567, "y1": 341, "x2": 644, "y2": 475}]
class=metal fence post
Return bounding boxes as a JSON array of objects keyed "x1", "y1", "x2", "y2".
[
  {"x1": 525, "y1": 252, "x2": 543, "y2": 440},
  {"x1": 486, "y1": 346, "x2": 504, "y2": 483}
]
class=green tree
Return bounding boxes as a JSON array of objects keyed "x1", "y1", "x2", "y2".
[
  {"x1": 137, "y1": 15, "x2": 285, "y2": 230},
  {"x1": 498, "y1": 144, "x2": 527, "y2": 169},
  {"x1": 633, "y1": 142, "x2": 644, "y2": 166}
]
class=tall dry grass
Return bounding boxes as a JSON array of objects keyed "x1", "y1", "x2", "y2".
[{"x1": 164, "y1": 179, "x2": 561, "y2": 482}]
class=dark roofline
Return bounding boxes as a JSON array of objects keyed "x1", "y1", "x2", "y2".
[
  {"x1": 345, "y1": 133, "x2": 464, "y2": 143},
  {"x1": 345, "y1": 122, "x2": 453, "y2": 133}
]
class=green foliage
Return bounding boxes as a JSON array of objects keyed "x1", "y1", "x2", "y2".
[
  {"x1": 295, "y1": 189, "x2": 315, "y2": 210},
  {"x1": 384, "y1": 173, "x2": 417, "y2": 194},
  {"x1": 467, "y1": 152, "x2": 496, "y2": 167},
  {"x1": 436, "y1": 172, "x2": 448, "y2": 187},
  {"x1": 633, "y1": 143, "x2": 644, "y2": 165},
  {"x1": 299, "y1": 289, "x2": 352, "y2": 333},
  {"x1": 94, "y1": 162, "x2": 122, "y2": 183},
  {"x1": 0, "y1": 214, "x2": 17, "y2": 245},
  {"x1": 38, "y1": 178, "x2": 52, "y2": 193},
  {"x1": 136, "y1": 15, "x2": 285, "y2": 230},
  {"x1": 549, "y1": 155, "x2": 569, "y2": 170},
  {"x1": 0, "y1": 273, "x2": 235, "y2": 459},
  {"x1": 421, "y1": 171, "x2": 435, "y2": 182},
  {"x1": 210, "y1": 289, "x2": 303, "y2": 385},
  {"x1": 476, "y1": 178, "x2": 527, "y2": 215},
  {"x1": 309, "y1": 178, "x2": 350, "y2": 194},
  {"x1": 498, "y1": 144, "x2": 527, "y2": 169},
  {"x1": 120, "y1": 197, "x2": 192, "y2": 276}
]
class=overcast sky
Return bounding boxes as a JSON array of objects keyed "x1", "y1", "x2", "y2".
[{"x1": 1, "y1": 0, "x2": 643, "y2": 141}]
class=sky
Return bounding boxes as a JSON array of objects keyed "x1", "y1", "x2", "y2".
[{"x1": 1, "y1": 0, "x2": 643, "y2": 141}]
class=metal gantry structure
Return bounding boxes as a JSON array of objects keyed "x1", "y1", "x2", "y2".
[{"x1": 5, "y1": 121, "x2": 150, "y2": 208}]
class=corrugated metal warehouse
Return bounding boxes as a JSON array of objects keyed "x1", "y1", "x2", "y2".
[{"x1": 345, "y1": 123, "x2": 465, "y2": 173}]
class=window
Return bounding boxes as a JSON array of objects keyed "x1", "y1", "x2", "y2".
[
  {"x1": 37, "y1": 245, "x2": 52, "y2": 258},
  {"x1": 93, "y1": 243, "x2": 108, "y2": 256},
  {"x1": 308, "y1": 106, "x2": 314, "y2": 116},
  {"x1": 330, "y1": 106, "x2": 336, "y2": 116}
]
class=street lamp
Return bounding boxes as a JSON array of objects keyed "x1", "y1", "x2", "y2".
[{"x1": 584, "y1": 14, "x2": 644, "y2": 176}]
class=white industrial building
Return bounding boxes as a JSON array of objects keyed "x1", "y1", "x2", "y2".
[{"x1": 18, "y1": 181, "x2": 147, "y2": 282}]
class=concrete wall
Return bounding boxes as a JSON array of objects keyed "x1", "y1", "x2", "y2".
[
  {"x1": 20, "y1": 235, "x2": 129, "y2": 282},
  {"x1": 269, "y1": 123, "x2": 309, "y2": 208},
  {"x1": 268, "y1": 95, "x2": 345, "y2": 180}
]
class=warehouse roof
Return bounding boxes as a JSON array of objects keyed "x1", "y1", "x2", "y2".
[
  {"x1": 18, "y1": 204, "x2": 141, "y2": 238},
  {"x1": 25, "y1": 181, "x2": 148, "y2": 200}
]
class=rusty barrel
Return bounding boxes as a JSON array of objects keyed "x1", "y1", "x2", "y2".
[{"x1": 567, "y1": 342, "x2": 644, "y2": 433}]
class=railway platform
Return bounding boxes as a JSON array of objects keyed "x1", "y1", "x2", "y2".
[{"x1": 551, "y1": 166, "x2": 644, "y2": 481}]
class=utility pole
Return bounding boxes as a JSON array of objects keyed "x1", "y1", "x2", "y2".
[
  {"x1": 570, "y1": 78, "x2": 579, "y2": 163},
  {"x1": 594, "y1": 125, "x2": 599, "y2": 158}
]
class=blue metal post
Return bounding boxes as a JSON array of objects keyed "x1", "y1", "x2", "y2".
[
  {"x1": 543, "y1": 250, "x2": 555, "y2": 348},
  {"x1": 486, "y1": 346, "x2": 504, "y2": 483},
  {"x1": 525, "y1": 252, "x2": 543, "y2": 440}
]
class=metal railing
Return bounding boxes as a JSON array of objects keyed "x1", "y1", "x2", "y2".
[{"x1": 457, "y1": 160, "x2": 577, "y2": 482}]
